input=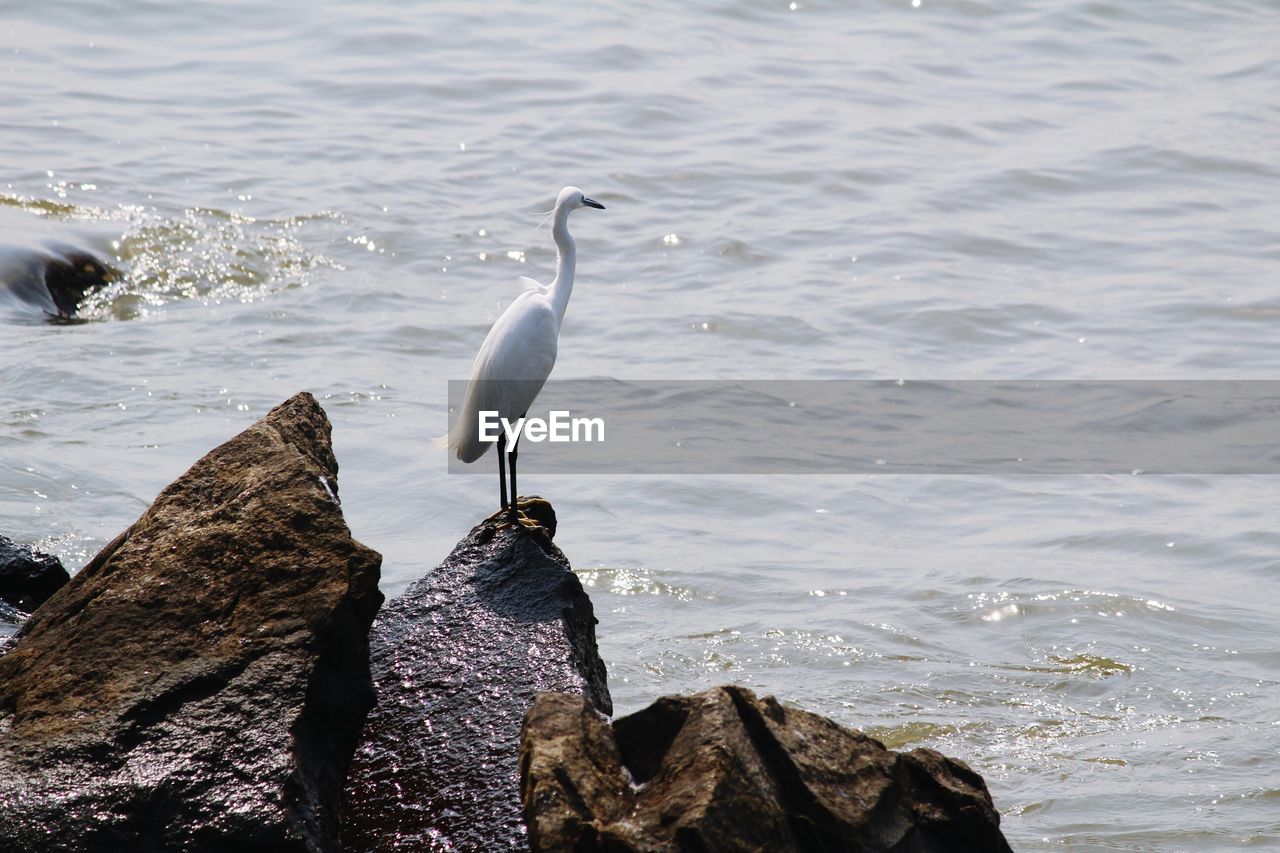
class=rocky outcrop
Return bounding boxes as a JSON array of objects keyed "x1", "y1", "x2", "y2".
[
  {"x1": 0, "y1": 536, "x2": 69, "y2": 613},
  {"x1": 0, "y1": 242, "x2": 114, "y2": 319},
  {"x1": 0, "y1": 392, "x2": 383, "y2": 853},
  {"x1": 342, "y1": 499, "x2": 611, "y2": 852},
  {"x1": 521, "y1": 686, "x2": 1013, "y2": 852}
]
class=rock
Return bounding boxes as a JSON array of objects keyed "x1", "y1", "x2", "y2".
[
  {"x1": 341, "y1": 499, "x2": 611, "y2": 852},
  {"x1": 0, "y1": 242, "x2": 115, "y2": 320},
  {"x1": 0, "y1": 392, "x2": 383, "y2": 853},
  {"x1": 0, "y1": 536, "x2": 69, "y2": 613},
  {"x1": 38, "y1": 244, "x2": 115, "y2": 317},
  {"x1": 520, "y1": 686, "x2": 1013, "y2": 853}
]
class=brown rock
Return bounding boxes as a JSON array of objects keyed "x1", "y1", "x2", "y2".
[
  {"x1": 0, "y1": 392, "x2": 383, "y2": 853},
  {"x1": 521, "y1": 686, "x2": 1013, "y2": 853},
  {"x1": 341, "y1": 500, "x2": 611, "y2": 851}
]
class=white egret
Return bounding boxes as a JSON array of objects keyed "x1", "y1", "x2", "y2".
[{"x1": 447, "y1": 186, "x2": 605, "y2": 516}]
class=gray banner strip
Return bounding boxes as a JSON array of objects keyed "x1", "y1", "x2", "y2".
[{"x1": 445, "y1": 380, "x2": 1280, "y2": 475}]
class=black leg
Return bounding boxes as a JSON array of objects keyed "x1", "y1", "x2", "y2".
[
  {"x1": 508, "y1": 429, "x2": 521, "y2": 519},
  {"x1": 497, "y1": 432, "x2": 508, "y2": 509}
]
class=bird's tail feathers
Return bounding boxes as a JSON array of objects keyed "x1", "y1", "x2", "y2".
[{"x1": 438, "y1": 412, "x2": 490, "y2": 462}]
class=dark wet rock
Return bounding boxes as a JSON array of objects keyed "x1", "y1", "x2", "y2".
[
  {"x1": 39, "y1": 244, "x2": 115, "y2": 317},
  {"x1": 341, "y1": 499, "x2": 611, "y2": 852},
  {"x1": 0, "y1": 536, "x2": 69, "y2": 613},
  {"x1": 0, "y1": 392, "x2": 383, "y2": 853},
  {"x1": 521, "y1": 685, "x2": 1013, "y2": 853},
  {"x1": 0, "y1": 241, "x2": 115, "y2": 319}
]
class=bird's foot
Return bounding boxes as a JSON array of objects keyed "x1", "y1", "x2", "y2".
[
  {"x1": 486, "y1": 504, "x2": 517, "y2": 523},
  {"x1": 512, "y1": 496, "x2": 557, "y2": 537},
  {"x1": 484, "y1": 496, "x2": 557, "y2": 538},
  {"x1": 484, "y1": 503, "x2": 530, "y2": 528}
]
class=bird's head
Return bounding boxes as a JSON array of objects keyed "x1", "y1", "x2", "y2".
[{"x1": 557, "y1": 186, "x2": 605, "y2": 211}]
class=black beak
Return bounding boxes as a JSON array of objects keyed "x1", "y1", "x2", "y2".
[{"x1": 582, "y1": 197, "x2": 605, "y2": 210}]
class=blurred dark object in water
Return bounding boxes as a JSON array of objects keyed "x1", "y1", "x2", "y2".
[
  {"x1": 0, "y1": 242, "x2": 115, "y2": 321},
  {"x1": 0, "y1": 535, "x2": 68, "y2": 614}
]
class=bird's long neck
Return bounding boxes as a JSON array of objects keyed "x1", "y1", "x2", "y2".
[{"x1": 548, "y1": 205, "x2": 576, "y2": 326}]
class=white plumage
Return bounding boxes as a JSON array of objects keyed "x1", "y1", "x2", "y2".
[{"x1": 447, "y1": 186, "x2": 605, "y2": 510}]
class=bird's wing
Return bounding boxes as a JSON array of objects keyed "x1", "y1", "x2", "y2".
[
  {"x1": 482, "y1": 295, "x2": 558, "y2": 400},
  {"x1": 519, "y1": 275, "x2": 545, "y2": 292},
  {"x1": 449, "y1": 293, "x2": 559, "y2": 463}
]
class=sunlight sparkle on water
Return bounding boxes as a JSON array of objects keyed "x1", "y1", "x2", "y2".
[{"x1": 982, "y1": 604, "x2": 1020, "y2": 622}]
